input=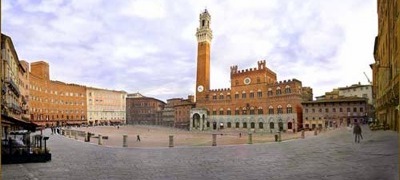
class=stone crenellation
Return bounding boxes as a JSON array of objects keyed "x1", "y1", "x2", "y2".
[
  {"x1": 209, "y1": 88, "x2": 231, "y2": 92},
  {"x1": 230, "y1": 60, "x2": 267, "y2": 75},
  {"x1": 267, "y1": 78, "x2": 301, "y2": 86}
]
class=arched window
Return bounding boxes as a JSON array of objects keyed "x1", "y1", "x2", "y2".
[
  {"x1": 268, "y1": 106, "x2": 274, "y2": 114},
  {"x1": 219, "y1": 108, "x2": 224, "y2": 115},
  {"x1": 227, "y1": 122, "x2": 232, "y2": 128},
  {"x1": 257, "y1": 89, "x2": 262, "y2": 98},
  {"x1": 287, "y1": 104, "x2": 293, "y2": 114},
  {"x1": 242, "y1": 107, "x2": 247, "y2": 115},
  {"x1": 243, "y1": 122, "x2": 247, "y2": 128},
  {"x1": 285, "y1": 85, "x2": 291, "y2": 94},
  {"x1": 259, "y1": 122, "x2": 264, "y2": 129},
  {"x1": 235, "y1": 122, "x2": 240, "y2": 128},
  {"x1": 268, "y1": 88, "x2": 273, "y2": 96},
  {"x1": 249, "y1": 107, "x2": 255, "y2": 115},
  {"x1": 270, "y1": 122, "x2": 275, "y2": 129},
  {"x1": 257, "y1": 107, "x2": 263, "y2": 114},
  {"x1": 249, "y1": 91, "x2": 254, "y2": 98},
  {"x1": 276, "y1": 87, "x2": 282, "y2": 95},
  {"x1": 250, "y1": 122, "x2": 255, "y2": 128},
  {"x1": 277, "y1": 105, "x2": 283, "y2": 114}
]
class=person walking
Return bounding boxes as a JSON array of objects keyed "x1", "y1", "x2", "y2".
[
  {"x1": 137, "y1": 135, "x2": 141, "y2": 142},
  {"x1": 353, "y1": 123, "x2": 362, "y2": 143}
]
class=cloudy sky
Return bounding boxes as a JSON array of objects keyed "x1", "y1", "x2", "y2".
[{"x1": 3, "y1": 0, "x2": 377, "y2": 101}]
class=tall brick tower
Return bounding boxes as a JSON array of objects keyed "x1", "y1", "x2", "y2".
[{"x1": 195, "y1": 9, "x2": 213, "y2": 102}]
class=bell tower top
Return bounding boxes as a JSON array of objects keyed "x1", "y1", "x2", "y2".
[{"x1": 196, "y1": 9, "x2": 213, "y2": 43}]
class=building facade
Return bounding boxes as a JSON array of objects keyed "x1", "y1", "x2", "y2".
[
  {"x1": 86, "y1": 87, "x2": 126, "y2": 126},
  {"x1": 29, "y1": 61, "x2": 87, "y2": 126},
  {"x1": 372, "y1": 0, "x2": 400, "y2": 132},
  {"x1": 19, "y1": 61, "x2": 30, "y2": 121},
  {"x1": 190, "y1": 10, "x2": 311, "y2": 132},
  {"x1": 162, "y1": 96, "x2": 195, "y2": 129},
  {"x1": 1, "y1": 34, "x2": 36, "y2": 135},
  {"x1": 302, "y1": 97, "x2": 368, "y2": 130},
  {"x1": 338, "y1": 83, "x2": 373, "y2": 104},
  {"x1": 126, "y1": 94, "x2": 165, "y2": 125}
]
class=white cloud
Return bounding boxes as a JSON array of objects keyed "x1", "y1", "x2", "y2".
[
  {"x1": 120, "y1": 0, "x2": 167, "y2": 20},
  {"x1": 3, "y1": 0, "x2": 378, "y2": 101}
]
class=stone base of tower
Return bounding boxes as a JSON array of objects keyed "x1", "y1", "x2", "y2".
[{"x1": 190, "y1": 108, "x2": 208, "y2": 131}]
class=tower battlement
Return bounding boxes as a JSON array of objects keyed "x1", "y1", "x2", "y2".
[
  {"x1": 267, "y1": 78, "x2": 302, "y2": 86},
  {"x1": 230, "y1": 60, "x2": 268, "y2": 75},
  {"x1": 209, "y1": 88, "x2": 231, "y2": 92}
]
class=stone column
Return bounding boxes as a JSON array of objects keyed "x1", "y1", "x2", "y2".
[
  {"x1": 68, "y1": 130, "x2": 72, "y2": 138},
  {"x1": 74, "y1": 131, "x2": 78, "y2": 140},
  {"x1": 85, "y1": 132, "x2": 89, "y2": 142},
  {"x1": 169, "y1": 135, "x2": 174, "y2": 147},
  {"x1": 248, "y1": 133, "x2": 253, "y2": 144},
  {"x1": 98, "y1": 135, "x2": 103, "y2": 145},
  {"x1": 314, "y1": 128, "x2": 318, "y2": 136},
  {"x1": 189, "y1": 118, "x2": 193, "y2": 131},
  {"x1": 301, "y1": 130, "x2": 305, "y2": 139},
  {"x1": 123, "y1": 135, "x2": 128, "y2": 147},
  {"x1": 200, "y1": 118, "x2": 203, "y2": 131},
  {"x1": 212, "y1": 134, "x2": 217, "y2": 146}
]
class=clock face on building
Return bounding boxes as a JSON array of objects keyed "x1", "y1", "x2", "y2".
[
  {"x1": 197, "y1": 85, "x2": 204, "y2": 92},
  {"x1": 244, "y1": 77, "x2": 251, "y2": 85}
]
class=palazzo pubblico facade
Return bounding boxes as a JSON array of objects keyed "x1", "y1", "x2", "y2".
[{"x1": 190, "y1": 10, "x2": 313, "y2": 132}]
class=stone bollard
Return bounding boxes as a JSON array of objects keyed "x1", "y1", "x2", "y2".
[
  {"x1": 212, "y1": 134, "x2": 217, "y2": 146},
  {"x1": 98, "y1": 135, "x2": 103, "y2": 145},
  {"x1": 314, "y1": 129, "x2": 318, "y2": 136},
  {"x1": 75, "y1": 131, "x2": 78, "y2": 140},
  {"x1": 248, "y1": 133, "x2": 253, "y2": 144},
  {"x1": 123, "y1": 135, "x2": 128, "y2": 147},
  {"x1": 301, "y1": 130, "x2": 305, "y2": 139},
  {"x1": 169, "y1": 135, "x2": 174, "y2": 148},
  {"x1": 68, "y1": 130, "x2": 72, "y2": 138},
  {"x1": 278, "y1": 131, "x2": 282, "y2": 142},
  {"x1": 85, "y1": 132, "x2": 89, "y2": 142}
]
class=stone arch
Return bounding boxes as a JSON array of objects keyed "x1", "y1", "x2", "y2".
[
  {"x1": 288, "y1": 122, "x2": 293, "y2": 129},
  {"x1": 192, "y1": 113, "x2": 201, "y2": 129},
  {"x1": 270, "y1": 122, "x2": 275, "y2": 129}
]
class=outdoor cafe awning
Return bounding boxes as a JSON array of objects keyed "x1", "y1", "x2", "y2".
[{"x1": 1, "y1": 115, "x2": 39, "y2": 132}]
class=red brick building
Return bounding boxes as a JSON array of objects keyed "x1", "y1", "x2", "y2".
[
  {"x1": 162, "y1": 96, "x2": 195, "y2": 129},
  {"x1": 29, "y1": 61, "x2": 87, "y2": 126},
  {"x1": 126, "y1": 94, "x2": 165, "y2": 125},
  {"x1": 191, "y1": 10, "x2": 312, "y2": 132}
]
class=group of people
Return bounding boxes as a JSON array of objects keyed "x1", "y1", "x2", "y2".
[{"x1": 50, "y1": 126, "x2": 61, "y2": 135}]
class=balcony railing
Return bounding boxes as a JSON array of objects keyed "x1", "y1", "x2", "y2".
[{"x1": 5, "y1": 77, "x2": 20, "y2": 97}]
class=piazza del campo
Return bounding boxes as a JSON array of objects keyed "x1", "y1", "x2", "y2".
[{"x1": 1, "y1": 1, "x2": 399, "y2": 180}]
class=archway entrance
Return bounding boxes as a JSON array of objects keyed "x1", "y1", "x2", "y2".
[
  {"x1": 192, "y1": 113, "x2": 201, "y2": 129},
  {"x1": 219, "y1": 122, "x2": 224, "y2": 129},
  {"x1": 213, "y1": 122, "x2": 217, "y2": 130},
  {"x1": 288, "y1": 122, "x2": 292, "y2": 129},
  {"x1": 278, "y1": 122, "x2": 283, "y2": 131},
  {"x1": 259, "y1": 122, "x2": 264, "y2": 129}
]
